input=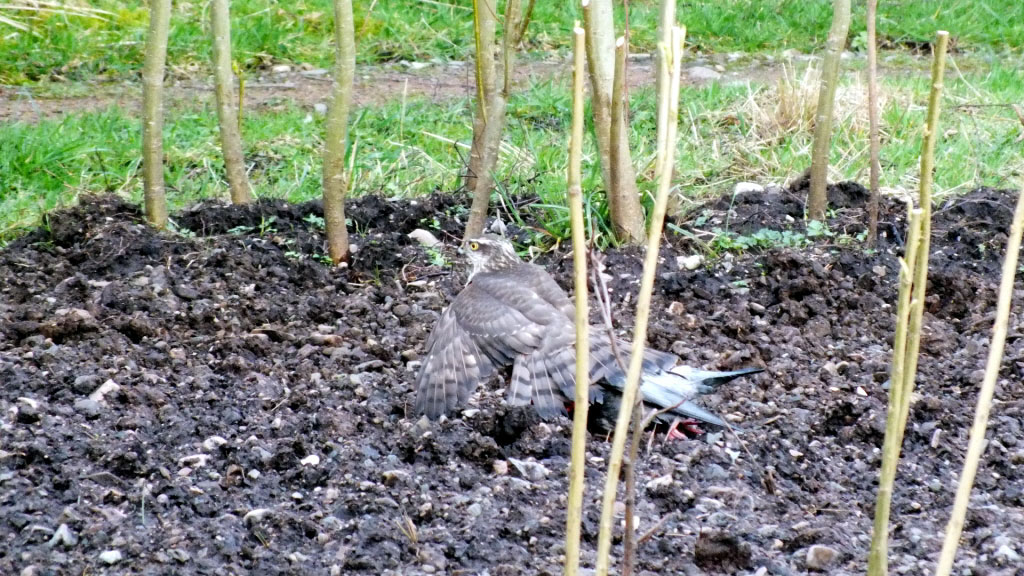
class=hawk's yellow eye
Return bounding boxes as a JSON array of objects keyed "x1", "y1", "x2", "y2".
[{"x1": 469, "y1": 242, "x2": 480, "y2": 251}]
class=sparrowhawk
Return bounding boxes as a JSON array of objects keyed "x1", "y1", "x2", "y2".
[{"x1": 414, "y1": 235, "x2": 761, "y2": 429}]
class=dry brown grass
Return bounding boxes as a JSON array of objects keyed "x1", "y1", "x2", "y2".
[
  {"x1": 742, "y1": 62, "x2": 890, "y2": 144},
  {"x1": 709, "y1": 61, "x2": 914, "y2": 188}
]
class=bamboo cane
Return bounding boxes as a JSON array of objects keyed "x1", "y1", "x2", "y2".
[
  {"x1": 896, "y1": 31, "x2": 948, "y2": 442},
  {"x1": 867, "y1": 206, "x2": 922, "y2": 576},
  {"x1": 563, "y1": 24, "x2": 589, "y2": 576},
  {"x1": 934, "y1": 185, "x2": 1024, "y2": 575},
  {"x1": 594, "y1": 26, "x2": 684, "y2": 576},
  {"x1": 866, "y1": 30, "x2": 948, "y2": 576}
]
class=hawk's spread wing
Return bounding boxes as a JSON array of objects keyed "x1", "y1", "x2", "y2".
[
  {"x1": 414, "y1": 268, "x2": 574, "y2": 418},
  {"x1": 413, "y1": 301, "x2": 494, "y2": 419}
]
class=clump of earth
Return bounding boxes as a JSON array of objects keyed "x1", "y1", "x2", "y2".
[{"x1": 2, "y1": 185, "x2": 1022, "y2": 575}]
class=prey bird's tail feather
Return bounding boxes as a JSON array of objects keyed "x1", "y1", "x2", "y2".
[
  {"x1": 667, "y1": 365, "x2": 764, "y2": 388},
  {"x1": 602, "y1": 364, "x2": 763, "y2": 428}
]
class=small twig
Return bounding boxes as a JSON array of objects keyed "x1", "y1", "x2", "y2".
[
  {"x1": 590, "y1": 249, "x2": 629, "y2": 373},
  {"x1": 950, "y1": 102, "x2": 1024, "y2": 110},
  {"x1": 414, "y1": 0, "x2": 471, "y2": 10},
  {"x1": 1013, "y1": 104, "x2": 1024, "y2": 133},
  {"x1": 866, "y1": 0, "x2": 880, "y2": 247},
  {"x1": 623, "y1": 385, "x2": 643, "y2": 576},
  {"x1": 356, "y1": 0, "x2": 379, "y2": 36},
  {"x1": 637, "y1": 511, "x2": 676, "y2": 546}
]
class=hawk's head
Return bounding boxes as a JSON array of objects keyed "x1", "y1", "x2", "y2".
[{"x1": 463, "y1": 235, "x2": 521, "y2": 278}]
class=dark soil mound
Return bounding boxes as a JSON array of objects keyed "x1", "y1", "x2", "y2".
[{"x1": 2, "y1": 188, "x2": 1022, "y2": 575}]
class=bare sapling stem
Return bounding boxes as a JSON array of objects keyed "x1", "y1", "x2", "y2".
[
  {"x1": 935, "y1": 184, "x2": 1024, "y2": 576},
  {"x1": 463, "y1": 0, "x2": 527, "y2": 240},
  {"x1": 866, "y1": 0, "x2": 881, "y2": 246},
  {"x1": 322, "y1": 0, "x2": 356, "y2": 264},
  {"x1": 141, "y1": 0, "x2": 171, "y2": 229},
  {"x1": 622, "y1": 395, "x2": 644, "y2": 576},
  {"x1": 609, "y1": 36, "x2": 644, "y2": 242},
  {"x1": 581, "y1": 0, "x2": 613, "y2": 204},
  {"x1": 806, "y1": 0, "x2": 851, "y2": 221},
  {"x1": 463, "y1": 0, "x2": 499, "y2": 239},
  {"x1": 211, "y1": 0, "x2": 253, "y2": 204},
  {"x1": 582, "y1": 0, "x2": 643, "y2": 244},
  {"x1": 563, "y1": 24, "x2": 589, "y2": 576},
  {"x1": 594, "y1": 26, "x2": 684, "y2": 576}
]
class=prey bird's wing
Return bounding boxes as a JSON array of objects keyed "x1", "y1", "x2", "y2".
[
  {"x1": 588, "y1": 328, "x2": 680, "y2": 384},
  {"x1": 415, "y1": 268, "x2": 573, "y2": 418}
]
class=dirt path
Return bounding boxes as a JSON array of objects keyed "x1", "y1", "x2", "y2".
[
  {"x1": 0, "y1": 54, "x2": 784, "y2": 123},
  {"x1": 2, "y1": 185, "x2": 1022, "y2": 575}
]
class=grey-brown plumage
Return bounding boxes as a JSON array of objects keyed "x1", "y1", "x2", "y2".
[{"x1": 414, "y1": 235, "x2": 761, "y2": 425}]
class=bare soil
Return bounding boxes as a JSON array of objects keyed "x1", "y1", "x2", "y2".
[{"x1": 2, "y1": 185, "x2": 1023, "y2": 575}]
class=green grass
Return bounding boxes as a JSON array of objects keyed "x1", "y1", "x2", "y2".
[
  {"x1": 2, "y1": 1, "x2": 1021, "y2": 243},
  {"x1": 2, "y1": 0, "x2": 1022, "y2": 83},
  {"x1": 4, "y1": 53, "x2": 1020, "y2": 242}
]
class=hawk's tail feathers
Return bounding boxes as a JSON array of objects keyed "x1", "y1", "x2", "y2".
[
  {"x1": 530, "y1": 352, "x2": 566, "y2": 419},
  {"x1": 508, "y1": 356, "x2": 532, "y2": 407}
]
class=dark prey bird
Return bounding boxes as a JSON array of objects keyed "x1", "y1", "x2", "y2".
[{"x1": 414, "y1": 235, "x2": 762, "y2": 432}]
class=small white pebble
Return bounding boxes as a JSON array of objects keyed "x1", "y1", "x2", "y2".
[
  {"x1": 98, "y1": 550, "x2": 122, "y2": 565},
  {"x1": 202, "y1": 436, "x2": 228, "y2": 451},
  {"x1": 178, "y1": 454, "x2": 210, "y2": 467},
  {"x1": 17, "y1": 397, "x2": 39, "y2": 409},
  {"x1": 243, "y1": 509, "x2": 271, "y2": 524},
  {"x1": 288, "y1": 552, "x2": 309, "y2": 563},
  {"x1": 300, "y1": 455, "x2": 320, "y2": 467}
]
